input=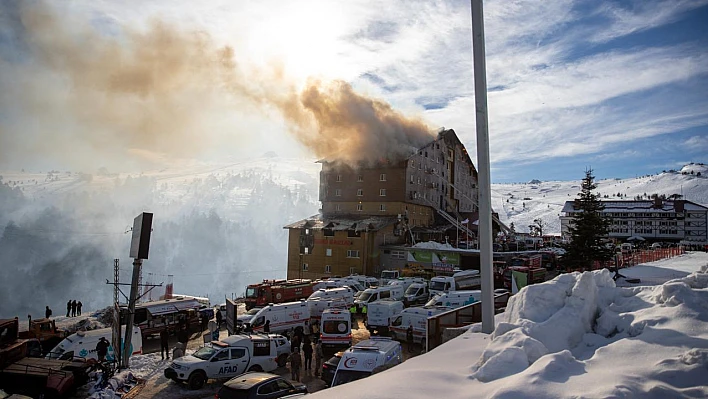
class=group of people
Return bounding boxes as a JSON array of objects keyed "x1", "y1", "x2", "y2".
[
  {"x1": 160, "y1": 323, "x2": 192, "y2": 360},
  {"x1": 66, "y1": 299, "x2": 82, "y2": 317},
  {"x1": 286, "y1": 327, "x2": 323, "y2": 382}
]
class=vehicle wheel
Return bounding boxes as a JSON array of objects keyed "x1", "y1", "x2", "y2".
[
  {"x1": 248, "y1": 365, "x2": 263, "y2": 372},
  {"x1": 187, "y1": 371, "x2": 206, "y2": 390},
  {"x1": 277, "y1": 354, "x2": 288, "y2": 367}
]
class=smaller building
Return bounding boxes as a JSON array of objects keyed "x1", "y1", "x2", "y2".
[{"x1": 560, "y1": 199, "x2": 708, "y2": 245}]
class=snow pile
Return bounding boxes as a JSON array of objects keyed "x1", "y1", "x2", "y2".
[
  {"x1": 412, "y1": 241, "x2": 454, "y2": 250},
  {"x1": 471, "y1": 270, "x2": 614, "y2": 381}
]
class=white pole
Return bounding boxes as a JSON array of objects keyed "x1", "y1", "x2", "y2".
[{"x1": 471, "y1": 0, "x2": 495, "y2": 334}]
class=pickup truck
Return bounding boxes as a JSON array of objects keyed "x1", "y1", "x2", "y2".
[{"x1": 164, "y1": 334, "x2": 279, "y2": 390}]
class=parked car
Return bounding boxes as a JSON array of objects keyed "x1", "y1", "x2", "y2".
[
  {"x1": 268, "y1": 334, "x2": 291, "y2": 367},
  {"x1": 321, "y1": 351, "x2": 343, "y2": 387},
  {"x1": 215, "y1": 372, "x2": 307, "y2": 399}
]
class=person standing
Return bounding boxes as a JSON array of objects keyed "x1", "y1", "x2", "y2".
[
  {"x1": 77, "y1": 301, "x2": 82, "y2": 316},
  {"x1": 177, "y1": 325, "x2": 189, "y2": 347},
  {"x1": 71, "y1": 300, "x2": 77, "y2": 317},
  {"x1": 66, "y1": 300, "x2": 71, "y2": 317},
  {"x1": 314, "y1": 339, "x2": 323, "y2": 377},
  {"x1": 302, "y1": 337, "x2": 313, "y2": 372},
  {"x1": 288, "y1": 347, "x2": 302, "y2": 382},
  {"x1": 45, "y1": 306, "x2": 52, "y2": 319},
  {"x1": 215, "y1": 309, "x2": 223, "y2": 328},
  {"x1": 406, "y1": 325, "x2": 414, "y2": 353},
  {"x1": 160, "y1": 327, "x2": 170, "y2": 360},
  {"x1": 96, "y1": 337, "x2": 110, "y2": 362}
]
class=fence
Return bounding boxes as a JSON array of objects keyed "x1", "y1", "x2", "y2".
[{"x1": 578, "y1": 247, "x2": 686, "y2": 272}]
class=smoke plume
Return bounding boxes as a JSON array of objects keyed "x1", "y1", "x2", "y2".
[{"x1": 0, "y1": 1, "x2": 434, "y2": 170}]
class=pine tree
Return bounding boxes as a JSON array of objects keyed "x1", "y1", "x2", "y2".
[{"x1": 563, "y1": 169, "x2": 614, "y2": 271}]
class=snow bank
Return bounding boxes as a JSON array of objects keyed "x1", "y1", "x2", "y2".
[{"x1": 412, "y1": 241, "x2": 454, "y2": 250}]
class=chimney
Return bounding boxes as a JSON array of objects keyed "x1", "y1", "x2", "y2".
[
  {"x1": 653, "y1": 197, "x2": 663, "y2": 209},
  {"x1": 675, "y1": 200, "x2": 685, "y2": 213}
]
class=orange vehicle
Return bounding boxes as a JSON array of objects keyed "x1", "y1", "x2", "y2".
[{"x1": 244, "y1": 279, "x2": 315, "y2": 310}]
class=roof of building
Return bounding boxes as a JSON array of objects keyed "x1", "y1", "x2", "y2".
[
  {"x1": 283, "y1": 214, "x2": 400, "y2": 232},
  {"x1": 561, "y1": 200, "x2": 708, "y2": 213}
]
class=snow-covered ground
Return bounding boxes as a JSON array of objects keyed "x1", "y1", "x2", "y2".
[{"x1": 307, "y1": 251, "x2": 708, "y2": 398}]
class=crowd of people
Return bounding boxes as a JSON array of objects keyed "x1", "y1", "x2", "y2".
[
  {"x1": 286, "y1": 325, "x2": 324, "y2": 382},
  {"x1": 65, "y1": 299, "x2": 82, "y2": 317}
]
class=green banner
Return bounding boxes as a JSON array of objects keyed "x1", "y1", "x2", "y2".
[{"x1": 409, "y1": 250, "x2": 433, "y2": 263}]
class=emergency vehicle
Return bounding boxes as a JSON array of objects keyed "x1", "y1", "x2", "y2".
[
  {"x1": 164, "y1": 334, "x2": 278, "y2": 390},
  {"x1": 319, "y1": 309, "x2": 352, "y2": 350},
  {"x1": 425, "y1": 290, "x2": 481, "y2": 309},
  {"x1": 46, "y1": 326, "x2": 142, "y2": 361},
  {"x1": 366, "y1": 300, "x2": 404, "y2": 335},
  {"x1": 244, "y1": 279, "x2": 315, "y2": 310},
  {"x1": 247, "y1": 301, "x2": 310, "y2": 335},
  {"x1": 307, "y1": 287, "x2": 356, "y2": 304},
  {"x1": 331, "y1": 337, "x2": 403, "y2": 387},
  {"x1": 429, "y1": 269, "x2": 481, "y2": 297},
  {"x1": 307, "y1": 298, "x2": 349, "y2": 325},
  {"x1": 354, "y1": 285, "x2": 404, "y2": 312},
  {"x1": 389, "y1": 306, "x2": 450, "y2": 344}
]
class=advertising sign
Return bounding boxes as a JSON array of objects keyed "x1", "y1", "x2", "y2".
[{"x1": 407, "y1": 249, "x2": 460, "y2": 272}]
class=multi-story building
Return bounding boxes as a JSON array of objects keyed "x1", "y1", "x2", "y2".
[
  {"x1": 560, "y1": 199, "x2": 708, "y2": 245},
  {"x1": 284, "y1": 129, "x2": 480, "y2": 279}
]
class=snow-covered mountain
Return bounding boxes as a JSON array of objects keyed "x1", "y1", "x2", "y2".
[{"x1": 1, "y1": 159, "x2": 706, "y2": 318}]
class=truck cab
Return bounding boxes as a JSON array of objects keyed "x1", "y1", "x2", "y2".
[{"x1": 165, "y1": 334, "x2": 278, "y2": 390}]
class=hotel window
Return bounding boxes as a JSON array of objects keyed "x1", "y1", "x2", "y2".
[
  {"x1": 357, "y1": 204, "x2": 363, "y2": 211},
  {"x1": 380, "y1": 189, "x2": 386, "y2": 196},
  {"x1": 347, "y1": 250, "x2": 360, "y2": 258},
  {"x1": 380, "y1": 173, "x2": 386, "y2": 181},
  {"x1": 357, "y1": 175, "x2": 363, "y2": 182},
  {"x1": 324, "y1": 228, "x2": 334, "y2": 237},
  {"x1": 336, "y1": 174, "x2": 342, "y2": 182},
  {"x1": 391, "y1": 250, "x2": 406, "y2": 260},
  {"x1": 326, "y1": 248, "x2": 332, "y2": 257},
  {"x1": 335, "y1": 189, "x2": 341, "y2": 196},
  {"x1": 380, "y1": 204, "x2": 386, "y2": 212},
  {"x1": 357, "y1": 189, "x2": 363, "y2": 196},
  {"x1": 417, "y1": 177, "x2": 421, "y2": 185},
  {"x1": 335, "y1": 204, "x2": 341, "y2": 211},
  {"x1": 302, "y1": 263, "x2": 309, "y2": 271}
]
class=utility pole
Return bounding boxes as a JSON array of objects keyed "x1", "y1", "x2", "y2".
[{"x1": 471, "y1": 0, "x2": 495, "y2": 334}]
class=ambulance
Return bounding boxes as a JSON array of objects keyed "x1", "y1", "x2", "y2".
[
  {"x1": 353, "y1": 285, "x2": 404, "y2": 313},
  {"x1": 307, "y1": 287, "x2": 356, "y2": 304},
  {"x1": 389, "y1": 306, "x2": 450, "y2": 344},
  {"x1": 331, "y1": 337, "x2": 403, "y2": 387},
  {"x1": 46, "y1": 326, "x2": 142, "y2": 361},
  {"x1": 425, "y1": 290, "x2": 481, "y2": 309},
  {"x1": 319, "y1": 308, "x2": 352, "y2": 351},
  {"x1": 365, "y1": 300, "x2": 404, "y2": 335},
  {"x1": 247, "y1": 301, "x2": 310, "y2": 335}
]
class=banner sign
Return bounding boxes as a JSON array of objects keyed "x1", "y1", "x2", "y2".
[{"x1": 407, "y1": 250, "x2": 460, "y2": 271}]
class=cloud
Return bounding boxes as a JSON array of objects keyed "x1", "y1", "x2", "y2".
[{"x1": 682, "y1": 135, "x2": 708, "y2": 152}]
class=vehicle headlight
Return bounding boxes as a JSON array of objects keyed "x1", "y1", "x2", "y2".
[{"x1": 170, "y1": 363, "x2": 186, "y2": 370}]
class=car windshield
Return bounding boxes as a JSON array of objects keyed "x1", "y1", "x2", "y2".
[
  {"x1": 429, "y1": 281, "x2": 446, "y2": 291},
  {"x1": 322, "y1": 320, "x2": 349, "y2": 334},
  {"x1": 405, "y1": 286, "x2": 420, "y2": 295},
  {"x1": 245, "y1": 288, "x2": 257, "y2": 298},
  {"x1": 247, "y1": 308, "x2": 261, "y2": 315},
  {"x1": 381, "y1": 271, "x2": 397, "y2": 279},
  {"x1": 193, "y1": 346, "x2": 217, "y2": 360},
  {"x1": 326, "y1": 354, "x2": 342, "y2": 365},
  {"x1": 358, "y1": 292, "x2": 373, "y2": 302},
  {"x1": 332, "y1": 370, "x2": 371, "y2": 386}
]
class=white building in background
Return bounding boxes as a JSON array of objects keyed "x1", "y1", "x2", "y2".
[{"x1": 560, "y1": 199, "x2": 708, "y2": 245}]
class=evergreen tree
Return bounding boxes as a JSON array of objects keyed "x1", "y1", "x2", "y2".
[{"x1": 563, "y1": 169, "x2": 614, "y2": 271}]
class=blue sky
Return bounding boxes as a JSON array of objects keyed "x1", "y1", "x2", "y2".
[{"x1": 0, "y1": 0, "x2": 706, "y2": 182}]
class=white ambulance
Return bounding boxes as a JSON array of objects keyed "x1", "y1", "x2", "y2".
[
  {"x1": 425, "y1": 290, "x2": 481, "y2": 309},
  {"x1": 389, "y1": 306, "x2": 450, "y2": 344},
  {"x1": 307, "y1": 298, "x2": 350, "y2": 325},
  {"x1": 365, "y1": 300, "x2": 404, "y2": 335},
  {"x1": 307, "y1": 287, "x2": 356, "y2": 304},
  {"x1": 164, "y1": 334, "x2": 278, "y2": 390},
  {"x1": 46, "y1": 326, "x2": 142, "y2": 361},
  {"x1": 319, "y1": 308, "x2": 352, "y2": 350},
  {"x1": 247, "y1": 301, "x2": 310, "y2": 334},
  {"x1": 353, "y1": 285, "x2": 404, "y2": 313},
  {"x1": 331, "y1": 337, "x2": 403, "y2": 387}
]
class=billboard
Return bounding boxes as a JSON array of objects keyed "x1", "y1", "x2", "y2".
[{"x1": 407, "y1": 249, "x2": 460, "y2": 272}]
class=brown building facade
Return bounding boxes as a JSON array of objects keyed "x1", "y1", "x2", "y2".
[{"x1": 285, "y1": 129, "x2": 480, "y2": 279}]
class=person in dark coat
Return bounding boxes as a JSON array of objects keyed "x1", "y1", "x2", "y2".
[
  {"x1": 263, "y1": 320, "x2": 270, "y2": 333},
  {"x1": 291, "y1": 334, "x2": 301, "y2": 352},
  {"x1": 177, "y1": 325, "x2": 189, "y2": 346},
  {"x1": 302, "y1": 338, "x2": 313, "y2": 371},
  {"x1": 77, "y1": 301, "x2": 82, "y2": 316},
  {"x1": 45, "y1": 306, "x2": 52, "y2": 319},
  {"x1": 96, "y1": 337, "x2": 110, "y2": 361},
  {"x1": 288, "y1": 347, "x2": 302, "y2": 382},
  {"x1": 215, "y1": 309, "x2": 223, "y2": 328},
  {"x1": 406, "y1": 325, "x2": 414, "y2": 353},
  {"x1": 160, "y1": 327, "x2": 170, "y2": 360},
  {"x1": 71, "y1": 300, "x2": 77, "y2": 317},
  {"x1": 66, "y1": 300, "x2": 71, "y2": 317}
]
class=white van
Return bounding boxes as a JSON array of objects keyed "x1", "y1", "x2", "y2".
[
  {"x1": 379, "y1": 270, "x2": 401, "y2": 285},
  {"x1": 313, "y1": 278, "x2": 366, "y2": 293},
  {"x1": 165, "y1": 334, "x2": 279, "y2": 389},
  {"x1": 247, "y1": 301, "x2": 310, "y2": 334},
  {"x1": 46, "y1": 326, "x2": 142, "y2": 361},
  {"x1": 429, "y1": 269, "x2": 481, "y2": 296},
  {"x1": 307, "y1": 287, "x2": 356, "y2": 304},
  {"x1": 307, "y1": 298, "x2": 350, "y2": 324},
  {"x1": 403, "y1": 282, "x2": 430, "y2": 306},
  {"x1": 320, "y1": 309, "x2": 352, "y2": 350},
  {"x1": 388, "y1": 277, "x2": 425, "y2": 292},
  {"x1": 425, "y1": 290, "x2": 481, "y2": 309},
  {"x1": 389, "y1": 306, "x2": 450, "y2": 344},
  {"x1": 354, "y1": 285, "x2": 404, "y2": 312},
  {"x1": 331, "y1": 337, "x2": 403, "y2": 387},
  {"x1": 366, "y1": 300, "x2": 404, "y2": 335}
]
